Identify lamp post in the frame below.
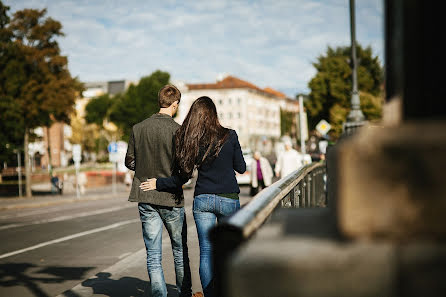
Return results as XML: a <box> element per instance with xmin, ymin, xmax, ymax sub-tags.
<box><xmin>344</xmin><ymin>0</ymin><xmax>365</xmax><ymax>134</ymax></box>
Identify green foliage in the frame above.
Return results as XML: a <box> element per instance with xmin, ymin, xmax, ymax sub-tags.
<box><xmin>108</xmin><ymin>70</ymin><xmax>170</xmax><ymax>140</ymax></box>
<box><xmin>280</xmin><ymin>109</ymin><xmax>294</xmax><ymax>137</ymax></box>
<box><xmin>85</xmin><ymin>94</ymin><xmax>113</xmax><ymax>126</ymax></box>
<box><xmin>0</xmin><ymin>4</ymin><xmax>82</xmax><ymax>134</ymax></box>
<box><xmin>305</xmin><ymin>45</ymin><xmax>383</xmax><ymax>138</ymax></box>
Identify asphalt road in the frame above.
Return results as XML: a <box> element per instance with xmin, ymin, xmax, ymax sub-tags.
<box><xmin>0</xmin><ymin>184</ymin><xmax>252</xmax><ymax>297</ymax></box>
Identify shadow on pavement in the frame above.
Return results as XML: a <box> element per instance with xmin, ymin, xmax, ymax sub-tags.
<box><xmin>64</xmin><ymin>272</ymin><xmax>177</xmax><ymax>297</ymax></box>
<box><xmin>0</xmin><ymin>263</ymin><xmax>94</xmax><ymax>297</ymax></box>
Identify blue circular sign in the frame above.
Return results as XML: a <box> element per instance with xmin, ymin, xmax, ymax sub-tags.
<box><xmin>108</xmin><ymin>142</ymin><xmax>118</xmax><ymax>153</ymax></box>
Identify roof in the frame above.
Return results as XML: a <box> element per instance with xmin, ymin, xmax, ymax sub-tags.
<box><xmin>186</xmin><ymin>75</ymin><xmax>288</xmax><ymax>99</ymax></box>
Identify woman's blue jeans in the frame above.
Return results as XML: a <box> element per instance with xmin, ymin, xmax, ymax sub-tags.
<box><xmin>193</xmin><ymin>194</ymin><xmax>240</xmax><ymax>297</ymax></box>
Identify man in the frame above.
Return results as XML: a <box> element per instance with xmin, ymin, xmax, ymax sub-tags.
<box><xmin>125</xmin><ymin>85</ymin><xmax>191</xmax><ymax>297</ymax></box>
<box><xmin>274</xmin><ymin>138</ymin><xmax>305</xmax><ymax>178</ymax></box>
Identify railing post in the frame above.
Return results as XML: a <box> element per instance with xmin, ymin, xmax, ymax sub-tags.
<box><xmin>297</xmin><ymin>187</ymin><xmax>301</xmax><ymax>208</ymax></box>
<box><xmin>290</xmin><ymin>188</ymin><xmax>296</xmax><ymax>207</ymax></box>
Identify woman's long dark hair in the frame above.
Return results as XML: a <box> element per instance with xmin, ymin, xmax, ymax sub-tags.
<box><xmin>175</xmin><ymin>96</ymin><xmax>230</xmax><ymax>175</ymax></box>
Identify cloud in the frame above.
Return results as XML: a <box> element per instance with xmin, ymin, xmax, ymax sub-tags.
<box><xmin>5</xmin><ymin>0</ymin><xmax>383</xmax><ymax>97</ymax></box>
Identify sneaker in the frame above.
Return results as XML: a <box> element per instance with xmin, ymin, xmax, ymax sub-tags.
<box><xmin>192</xmin><ymin>293</ymin><xmax>204</xmax><ymax>297</ymax></box>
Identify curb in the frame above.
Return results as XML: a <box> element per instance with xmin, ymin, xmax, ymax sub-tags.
<box><xmin>0</xmin><ymin>193</ymin><xmax>127</xmax><ymax>211</ymax></box>
<box><xmin>56</xmin><ymin>248</ymin><xmax>147</xmax><ymax>297</ymax></box>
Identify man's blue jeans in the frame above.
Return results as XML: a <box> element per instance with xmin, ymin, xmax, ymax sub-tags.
<box><xmin>138</xmin><ymin>203</ymin><xmax>191</xmax><ymax>297</ymax></box>
<box><xmin>193</xmin><ymin>194</ymin><xmax>240</xmax><ymax>297</ymax></box>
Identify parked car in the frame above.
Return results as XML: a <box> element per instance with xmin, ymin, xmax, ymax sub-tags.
<box><xmin>236</xmin><ymin>148</ymin><xmax>253</xmax><ymax>185</ymax></box>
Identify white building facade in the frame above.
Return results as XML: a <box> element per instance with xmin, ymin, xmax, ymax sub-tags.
<box><xmin>174</xmin><ymin>76</ymin><xmax>299</xmax><ymax>153</ymax></box>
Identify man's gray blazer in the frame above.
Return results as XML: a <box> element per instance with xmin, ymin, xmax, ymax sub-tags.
<box><xmin>125</xmin><ymin>113</ymin><xmax>184</xmax><ymax>207</ymax></box>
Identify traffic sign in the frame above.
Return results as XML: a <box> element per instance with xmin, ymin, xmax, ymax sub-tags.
<box><xmin>316</xmin><ymin>120</ymin><xmax>331</xmax><ymax>135</ymax></box>
<box><xmin>108</xmin><ymin>142</ymin><xmax>118</xmax><ymax>153</ymax></box>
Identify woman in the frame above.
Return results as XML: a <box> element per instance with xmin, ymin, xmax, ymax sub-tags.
<box><xmin>140</xmin><ymin>96</ymin><xmax>246</xmax><ymax>297</ymax></box>
<box><xmin>250</xmin><ymin>151</ymin><xmax>273</xmax><ymax>196</ymax></box>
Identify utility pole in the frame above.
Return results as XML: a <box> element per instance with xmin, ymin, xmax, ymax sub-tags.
<box><xmin>299</xmin><ymin>95</ymin><xmax>306</xmax><ymax>154</ymax></box>
<box><xmin>344</xmin><ymin>0</ymin><xmax>365</xmax><ymax>134</ymax></box>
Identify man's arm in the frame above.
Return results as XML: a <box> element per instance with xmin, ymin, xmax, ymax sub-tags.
<box><xmin>125</xmin><ymin>128</ymin><xmax>135</xmax><ymax>171</ymax></box>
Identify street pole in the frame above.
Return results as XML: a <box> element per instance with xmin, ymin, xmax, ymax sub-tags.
<box><xmin>299</xmin><ymin>95</ymin><xmax>306</xmax><ymax>154</ymax></box>
<box><xmin>345</xmin><ymin>0</ymin><xmax>365</xmax><ymax>132</ymax></box>
<box><xmin>112</xmin><ymin>161</ymin><xmax>117</xmax><ymax>194</ymax></box>
<box><xmin>75</xmin><ymin>161</ymin><xmax>80</xmax><ymax>199</ymax></box>
<box><xmin>17</xmin><ymin>151</ymin><xmax>22</xmax><ymax>198</ymax></box>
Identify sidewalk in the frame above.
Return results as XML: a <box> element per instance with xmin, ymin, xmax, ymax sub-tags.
<box><xmin>0</xmin><ymin>184</ymin><xmax>129</xmax><ymax>211</ymax></box>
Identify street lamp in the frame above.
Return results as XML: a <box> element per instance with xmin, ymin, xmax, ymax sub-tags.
<box><xmin>344</xmin><ymin>0</ymin><xmax>366</xmax><ymax>134</ymax></box>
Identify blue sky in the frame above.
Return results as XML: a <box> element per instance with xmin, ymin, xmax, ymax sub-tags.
<box><xmin>5</xmin><ymin>0</ymin><xmax>384</xmax><ymax>97</ymax></box>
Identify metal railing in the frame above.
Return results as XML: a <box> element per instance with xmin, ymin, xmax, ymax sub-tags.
<box><xmin>210</xmin><ymin>162</ymin><xmax>327</xmax><ymax>297</ymax></box>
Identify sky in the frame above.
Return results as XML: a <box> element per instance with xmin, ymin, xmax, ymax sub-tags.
<box><xmin>5</xmin><ymin>0</ymin><xmax>384</xmax><ymax>97</ymax></box>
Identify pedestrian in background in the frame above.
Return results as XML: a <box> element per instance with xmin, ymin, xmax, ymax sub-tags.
<box><xmin>274</xmin><ymin>139</ymin><xmax>304</xmax><ymax>179</ymax></box>
<box><xmin>140</xmin><ymin>96</ymin><xmax>246</xmax><ymax>297</ymax></box>
<box><xmin>250</xmin><ymin>151</ymin><xmax>273</xmax><ymax>196</ymax></box>
<box><xmin>50</xmin><ymin>172</ymin><xmax>62</xmax><ymax>195</ymax></box>
<box><xmin>125</xmin><ymin>85</ymin><xmax>192</xmax><ymax>297</ymax></box>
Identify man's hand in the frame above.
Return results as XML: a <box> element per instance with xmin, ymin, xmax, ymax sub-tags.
<box><xmin>139</xmin><ymin>178</ymin><xmax>157</xmax><ymax>191</ymax></box>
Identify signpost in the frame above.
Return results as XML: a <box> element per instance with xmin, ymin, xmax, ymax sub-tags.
<box><xmin>298</xmin><ymin>95</ymin><xmax>309</xmax><ymax>153</ymax></box>
<box><xmin>108</xmin><ymin>142</ymin><xmax>118</xmax><ymax>194</ymax></box>
<box><xmin>72</xmin><ymin>144</ymin><xmax>81</xmax><ymax>199</ymax></box>
<box><xmin>16</xmin><ymin>150</ymin><xmax>22</xmax><ymax>198</ymax></box>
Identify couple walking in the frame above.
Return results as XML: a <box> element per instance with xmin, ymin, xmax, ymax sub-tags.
<box><xmin>125</xmin><ymin>85</ymin><xmax>246</xmax><ymax>297</ymax></box>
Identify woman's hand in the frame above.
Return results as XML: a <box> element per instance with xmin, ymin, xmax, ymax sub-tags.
<box><xmin>139</xmin><ymin>178</ymin><xmax>157</xmax><ymax>191</ymax></box>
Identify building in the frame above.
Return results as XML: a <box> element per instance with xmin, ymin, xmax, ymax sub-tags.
<box><xmin>175</xmin><ymin>75</ymin><xmax>300</xmax><ymax>154</ymax></box>
<box><xmin>31</xmin><ymin>80</ymin><xmax>132</xmax><ymax>169</ymax></box>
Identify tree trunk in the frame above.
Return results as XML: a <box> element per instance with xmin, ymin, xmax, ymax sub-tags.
<box><xmin>24</xmin><ymin>128</ymin><xmax>32</xmax><ymax>198</ymax></box>
<box><xmin>46</xmin><ymin>126</ymin><xmax>52</xmax><ymax>175</ymax></box>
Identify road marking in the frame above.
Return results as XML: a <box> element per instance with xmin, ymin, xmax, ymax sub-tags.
<box><xmin>0</xmin><ymin>204</ymin><xmax>135</xmax><ymax>230</ymax></box>
<box><xmin>0</xmin><ymin>218</ymin><xmax>140</xmax><ymax>259</ymax></box>
<box><xmin>0</xmin><ymin>197</ymin><xmax>129</xmax><ymax>219</ymax></box>
<box><xmin>118</xmin><ymin>252</ymin><xmax>133</xmax><ymax>259</ymax></box>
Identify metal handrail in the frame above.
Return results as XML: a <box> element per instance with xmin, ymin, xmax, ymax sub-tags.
<box><xmin>211</xmin><ymin>161</ymin><xmax>327</xmax><ymax>297</ymax></box>
<box><xmin>227</xmin><ymin>161</ymin><xmax>326</xmax><ymax>239</ymax></box>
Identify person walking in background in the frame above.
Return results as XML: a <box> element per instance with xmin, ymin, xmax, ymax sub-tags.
<box><xmin>140</xmin><ymin>96</ymin><xmax>246</xmax><ymax>297</ymax></box>
<box><xmin>50</xmin><ymin>172</ymin><xmax>62</xmax><ymax>195</ymax></box>
<box><xmin>274</xmin><ymin>138</ymin><xmax>304</xmax><ymax>179</ymax></box>
<box><xmin>125</xmin><ymin>85</ymin><xmax>192</xmax><ymax>297</ymax></box>
<box><xmin>250</xmin><ymin>151</ymin><xmax>273</xmax><ymax>196</ymax></box>
<box><xmin>78</xmin><ymin>171</ymin><xmax>87</xmax><ymax>195</ymax></box>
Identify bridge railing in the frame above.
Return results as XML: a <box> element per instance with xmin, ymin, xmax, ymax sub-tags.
<box><xmin>210</xmin><ymin>162</ymin><xmax>327</xmax><ymax>297</ymax></box>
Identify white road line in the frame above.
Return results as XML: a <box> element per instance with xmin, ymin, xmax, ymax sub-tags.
<box><xmin>0</xmin><ymin>204</ymin><xmax>135</xmax><ymax>230</ymax></box>
<box><xmin>0</xmin><ymin>218</ymin><xmax>140</xmax><ymax>260</ymax></box>
<box><xmin>0</xmin><ymin>198</ymin><xmax>129</xmax><ymax>220</ymax></box>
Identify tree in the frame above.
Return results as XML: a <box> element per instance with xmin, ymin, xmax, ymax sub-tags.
<box><xmin>305</xmin><ymin>45</ymin><xmax>383</xmax><ymax>138</ymax></box>
<box><xmin>0</xmin><ymin>2</ymin><xmax>25</xmax><ymax>165</ymax></box>
<box><xmin>108</xmin><ymin>70</ymin><xmax>170</xmax><ymax>140</ymax></box>
<box><xmin>84</xmin><ymin>94</ymin><xmax>113</xmax><ymax>126</ymax></box>
<box><xmin>0</xmin><ymin>4</ymin><xmax>81</xmax><ymax>197</ymax></box>
<box><xmin>280</xmin><ymin>109</ymin><xmax>295</xmax><ymax>137</ymax></box>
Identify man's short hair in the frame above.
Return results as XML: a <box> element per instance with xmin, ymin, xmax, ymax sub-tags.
<box><xmin>158</xmin><ymin>85</ymin><xmax>181</xmax><ymax>108</ymax></box>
